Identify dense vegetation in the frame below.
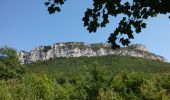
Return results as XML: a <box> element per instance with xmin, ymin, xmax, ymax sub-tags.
<box><xmin>0</xmin><ymin>46</ymin><xmax>24</xmax><ymax>80</ymax></box>
<box><xmin>1</xmin><ymin>47</ymin><xmax>170</xmax><ymax>99</ymax></box>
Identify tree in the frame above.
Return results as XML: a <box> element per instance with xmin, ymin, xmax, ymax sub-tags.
<box><xmin>0</xmin><ymin>46</ymin><xmax>24</xmax><ymax>79</ymax></box>
<box><xmin>0</xmin><ymin>46</ymin><xmax>19</xmax><ymax>66</ymax></box>
<box><xmin>44</xmin><ymin>0</ymin><xmax>170</xmax><ymax>49</ymax></box>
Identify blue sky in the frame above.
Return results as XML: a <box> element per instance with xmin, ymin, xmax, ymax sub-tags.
<box><xmin>0</xmin><ymin>0</ymin><xmax>170</xmax><ymax>61</ymax></box>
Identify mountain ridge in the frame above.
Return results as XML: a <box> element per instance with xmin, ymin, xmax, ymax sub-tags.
<box><xmin>17</xmin><ymin>42</ymin><xmax>167</xmax><ymax>64</ymax></box>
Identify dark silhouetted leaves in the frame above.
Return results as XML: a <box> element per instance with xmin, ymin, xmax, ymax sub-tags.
<box><xmin>45</xmin><ymin>0</ymin><xmax>67</xmax><ymax>14</ymax></box>
<box><xmin>45</xmin><ymin>0</ymin><xmax>170</xmax><ymax>49</ymax></box>
<box><xmin>141</xmin><ymin>23</ymin><xmax>146</xmax><ymax>28</ymax></box>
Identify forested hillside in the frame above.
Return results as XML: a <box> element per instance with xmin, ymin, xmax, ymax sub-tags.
<box><xmin>1</xmin><ymin>53</ymin><xmax>170</xmax><ymax>99</ymax></box>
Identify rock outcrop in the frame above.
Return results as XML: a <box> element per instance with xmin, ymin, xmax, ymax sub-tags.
<box><xmin>17</xmin><ymin>42</ymin><xmax>167</xmax><ymax>64</ymax></box>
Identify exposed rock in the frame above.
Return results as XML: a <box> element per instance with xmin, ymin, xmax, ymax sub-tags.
<box><xmin>129</xmin><ymin>44</ymin><xmax>148</xmax><ymax>51</ymax></box>
<box><xmin>17</xmin><ymin>51</ymin><xmax>31</xmax><ymax>64</ymax></box>
<box><xmin>17</xmin><ymin>42</ymin><xmax>167</xmax><ymax>64</ymax></box>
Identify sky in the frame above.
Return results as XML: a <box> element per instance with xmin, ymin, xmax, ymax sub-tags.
<box><xmin>0</xmin><ymin>0</ymin><xmax>170</xmax><ymax>61</ymax></box>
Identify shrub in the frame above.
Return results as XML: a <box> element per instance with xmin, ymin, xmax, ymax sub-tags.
<box><xmin>0</xmin><ymin>61</ymin><xmax>25</xmax><ymax>80</ymax></box>
<box><xmin>0</xmin><ymin>46</ymin><xmax>25</xmax><ymax>80</ymax></box>
<box><xmin>0</xmin><ymin>80</ymin><xmax>12</xmax><ymax>100</ymax></box>
<box><xmin>97</xmin><ymin>88</ymin><xmax>122</xmax><ymax>100</ymax></box>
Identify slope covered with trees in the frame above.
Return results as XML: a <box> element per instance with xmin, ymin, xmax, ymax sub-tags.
<box><xmin>1</xmin><ymin>48</ymin><xmax>170</xmax><ymax>99</ymax></box>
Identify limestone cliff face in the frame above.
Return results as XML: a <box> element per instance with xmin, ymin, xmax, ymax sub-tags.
<box><xmin>17</xmin><ymin>42</ymin><xmax>167</xmax><ymax>64</ymax></box>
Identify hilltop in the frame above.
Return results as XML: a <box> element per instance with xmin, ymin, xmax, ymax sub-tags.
<box><xmin>18</xmin><ymin>42</ymin><xmax>166</xmax><ymax>64</ymax></box>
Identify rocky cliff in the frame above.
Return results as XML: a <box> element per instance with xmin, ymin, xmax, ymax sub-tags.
<box><xmin>18</xmin><ymin>42</ymin><xmax>166</xmax><ymax>64</ymax></box>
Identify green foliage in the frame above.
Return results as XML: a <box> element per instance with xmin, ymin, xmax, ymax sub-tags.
<box><xmin>0</xmin><ymin>62</ymin><xmax>24</xmax><ymax>79</ymax></box>
<box><xmin>14</xmin><ymin>73</ymin><xmax>55</xmax><ymax>100</ymax></box>
<box><xmin>0</xmin><ymin>46</ymin><xmax>25</xmax><ymax>79</ymax></box>
<box><xmin>0</xmin><ymin>46</ymin><xmax>17</xmax><ymax>58</ymax></box>
<box><xmin>1</xmin><ymin>71</ymin><xmax>170</xmax><ymax>99</ymax></box>
<box><xmin>23</xmin><ymin>56</ymin><xmax>170</xmax><ymax>99</ymax></box>
<box><xmin>45</xmin><ymin>0</ymin><xmax>170</xmax><ymax>49</ymax></box>
<box><xmin>90</xmin><ymin>43</ymin><xmax>110</xmax><ymax>51</ymax></box>
<box><xmin>25</xmin><ymin>56</ymin><xmax>170</xmax><ymax>75</ymax></box>
<box><xmin>97</xmin><ymin>88</ymin><xmax>122</xmax><ymax>100</ymax></box>
<box><xmin>0</xmin><ymin>80</ymin><xmax>13</xmax><ymax>100</ymax></box>
<box><xmin>0</xmin><ymin>55</ymin><xmax>170</xmax><ymax>99</ymax></box>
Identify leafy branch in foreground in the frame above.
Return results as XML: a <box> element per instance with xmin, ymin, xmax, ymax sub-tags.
<box><xmin>45</xmin><ymin>0</ymin><xmax>170</xmax><ymax>49</ymax></box>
